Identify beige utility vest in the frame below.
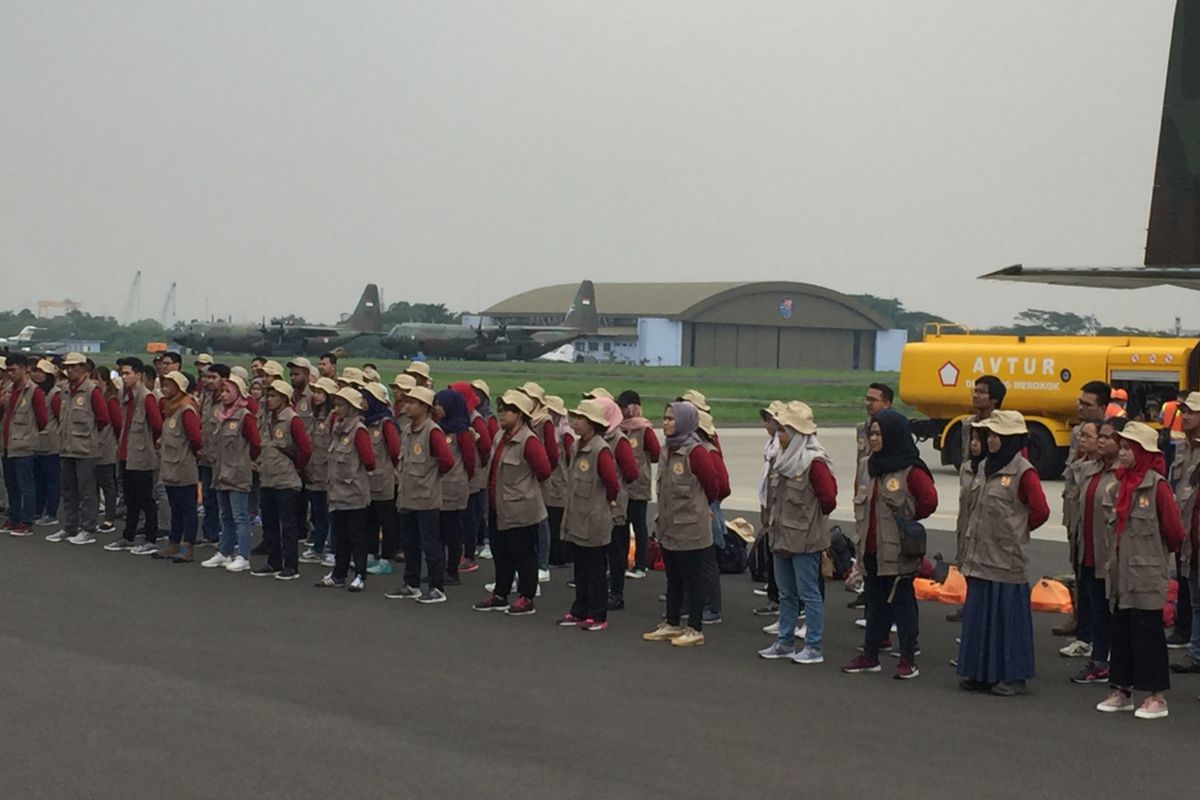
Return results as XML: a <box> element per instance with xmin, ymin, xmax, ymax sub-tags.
<box><xmin>293</xmin><ymin>387</ymin><xmax>315</xmax><ymax>435</ymax></box>
<box><xmin>327</xmin><ymin>415</ymin><xmax>371</xmax><ymax>511</ymax></box>
<box><xmin>213</xmin><ymin>407</ymin><xmax>253</xmax><ymax>492</ymax></box>
<box><xmin>96</xmin><ymin>400</ymin><xmax>118</xmax><ymax>467</ymax></box>
<box><xmin>961</xmin><ymin>454</ymin><xmax>1035</xmax><ymax>584</ymax></box>
<box><xmin>467</xmin><ymin>411</ymin><xmax>490</xmax><ymax>493</ymax></box>
<box><xmin>5</xmin><ymin>381</ymin><xmax>39</xmax><ymax>457</ymax></box>
<box><xmin>367</xmin><ymin>418</ymin><xmax>397</xmax><ymax>502</ymax></box>
<box><xmin>655</xmin><ymin>443</ymin><xmax>712</xmax><ymax>552</ymax></box>
<box><xmin>768</xmin><ymin>462</ymin><xmax>831</xmax><ymax>556</ymax></box>
<box><xmin>1172</xmin><ymin>440</ymin><xmax>1200</xmax><ymax>566</ymax></box>
<box><xmin>59</xmin><ymin>378</ymin><xmax>100</xmax><ymax>459</ymax></box>
<box><xmin>36</xmin><ymin>385</ymin><xmax>61</xmax><ymax>455</ymax></box>
<box><xmin>1107</xmin><ymin>472</ymin><xmax>1172</xmax><ymax>611</ymax></box>
<box><xmin>543</xmin><ymin>429</ymin><xmax>569</xmax><ymax>509</ymax></box>
<box><xmin>398</xmin><ymin>416</ymin><xmax>443</xmax><ymax>511</ymax></box>
<box><xmin>260</xmin><ymin>407</ymin><xmax>303</xmax><ymax>490</ymax></box>
<box><xmin>855</xmin><ymin>466</ymin><xmax>920</xmax><ymax>577</ymax></box>
<box><xmin>1064</xmin><ymin>458</ymin><xmax>1102</xmax><ymax>564</ymax></box>
<box><xmin>306</xmin><ymin>412</ymin><xmax>332</xmax><ymax>492</ymax></box>
<box><xmin>440</xmin><ymin>430</ymin><xmax>469</xmax><ymax>512</ymax></box>
<box><xmin>562</xmin><ymin>433</ymin><xmax>614</xmax><ymax>548</ymax></box>
<box><xmin>626</xmin><ymin>427</ymin><xmax>655</xmax><ymax>501</ymax></box>
<box><xmin>603</xmin><ymin>429</ymin><xmax>630</xmax><ymax>527</ymax></box>
<box><xmin>1078</xmin><ymin>464</ymin><xmax>1119</xmax><ymax>572</ymax></box>
<box><xmin>123</xmin><ymin>385</ymin><xmax>158</xmax><ymax>471</ymax></box>
<box><xmin>953</xmin><ymin>462</ymin><xmax>982</xmax><ymax>565</ymax></box>
<box><xmin>199</xmin><ymin>390</ymin><xmax>220</xmax><ymax>467</ymax></box>
<box><xmin>160</xmin><ymin>404</ymin><xmax>200</xmax><ymax>487</ymax></box>
<box><xmin>494</xmin><ymin>425</ymin><xmax>547</xmax><ymax>530</ymax></box>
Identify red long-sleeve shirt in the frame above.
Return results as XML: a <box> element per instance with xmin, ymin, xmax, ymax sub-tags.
<box><xmin>181</xmin><ymin>406</ymin><xmax>203</xmax><ymax>453</ymax></box>
<box><xmin>865</xmin><ymin>468</ymin><xmax>938</xmax><ymax>555</ymax></box>
<box><xmin>597</xmin><ymin>447</ymin><xmax>621</xmax><ymax>502</ymax></box>
<box><xmin>355</xmin><ymin>427</ymin><xmax>376</xmax><ymax>471</ymax></box>
<box><xmin>242</xmin><ymin>413</ymin><xmax>261</xmax><ymax>461</ymax></box>
<box><xmin>1017</xmin><ymin>468</ymin><xmax>1050</xmax><ymax>532</ymax></box>
<box><xmin>561</xmin><ymin>432</ymin><xmax>574</xmax><ymax>463</ymax></box>
<box><xmin>643</xmin><ymin>428</ymin><xmax>661</xmax><ymax>463</ymax></box>
<box><xmin>426</xmin><ymin>424</ymin><xmax>455</xmax><ymax>475</ymax></box>
<box><xmin>487</xmin><ymin>431</ymin><xmax>552</xmax><ymax>509</ymax></box>
<box><xmin>487</xmin><ymin>416</ymin><xmax>498</xmax><ymax>438</ymax></box>
<box><xmin>613</xmin><ymin>437</ymin><xmax>639</xmax><ymax>484</ymax></box>
<box><xmin>382</xmin><ymin>419</ymin><xmax>401</xmax><ymax>466</ymax></box>
<box><xmin>707</xmin><ymin>447</ymin><xmax>732</xmax><ymax>501</ymax></box>
<box><xmin>809</xmin><ymin>460</ymin><xmax>838</xmax><ymax>515</ymax></box>
<box><xmin>281</xmin><ymin>414</ymin><xmax>312</xmax><ymax>472</ymax></box>
<box><xmin>2</xmin><ymin>383</ymin><xmax>47</xmax><ymax>449</ymax></box>
<box><xmin>119</xmin><ymin>390</ymin><xmax>163</xmax><ymax>461</ymax></box>
<box><xmin>106</xmin><ymin>398</ymin><xmax>121</xmax><ymax>435</ymax></box>
<box><xmin>540</xmin><ymin>419</ymin><xmax>559</xmax><ymax>470</ymax></box>
<box><xmin>471</xmin><ymin>415</ymin><xmax>492</xmax><ymax>467</ymax></box>
<box><xmin>679</xmin><ymin>445</ymin><xmax>721</xmax><ymax>504</ymax></box>
<box><xmin>456</xmin><ymin>430</ymin><xmax>476</xmax><ymax>479</ymax></box>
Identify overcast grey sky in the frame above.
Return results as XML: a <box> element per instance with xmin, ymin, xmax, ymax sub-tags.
<box><xmin>1</xmin><ymin>1</ymin><xmax>1188</xmax><ymax>330</ymax></box>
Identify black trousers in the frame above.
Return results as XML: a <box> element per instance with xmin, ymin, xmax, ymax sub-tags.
<box><xmin>440</xmin><ymin>508</ymin><xmax>465</xmax><ymax>579</ymax></box>
<box><xmin>570</xmin><ymin>544</ymin><xmax>608</xmax><ymax>622</ymax></box>
<box><xmin>261</xmin><ymin>487</ymin><xmax>300</xmax><ymax>571</ymax></box>
<box><xmin>607</xmin><ymin>522</ymin><xmax>628</xmax><ymax>598</ymax></box>
<box><xmin>703</xmin><ymin>543</ymin><xmax>722</xmax><ymax>615</ymax></box>
<box><xmin>1175</xmin><ymin>552</ymin><xmax>1192</xmax><ymax>640</ymax></box>
<box><xmin>863</xmin><ymin>553</ymin><xmax>918</xmax><ymax>662</ymax></box>
<box><xmin>547</xmin><ymin>505</ymin><xmax>569</xmax><ymax>566</ymax></box>
<box><xmin>331</xmin><ymin>508</ymin><xmax>369</xmax><ymax>582</ymax></box>
<box><xmin>627</xmin><ymin>499</ymin><xmax>650</xmax><ymax>570</ymax></box>
<box><xmin>370</xmin><ymin>497</ymin><xmax>401</xmax><ymax>560</ymax></box>
<box><xmin>401</xmin><ymin>508</ymin><xmax>443</xmax><ymax>590</ymax></box>
<box><xmin>664</xmin><ymin>548</ymin><xmax>707</xmax><ymax>631</ymax></box>
<box><xmin>1110</xmin><ymin>607</ymin><xmax>1170</xmax><ymax>693</ymax></box>
<box><xmin>121</xmin><ymin>467</ymin><xmax>157</xmax><ymax>542</ymax></box>
<box><xmin>95</xmin><ymin>463</ymin><xmax>117</xmax><ymax>525</ymax></box>
<box><xmin>1074</xmin><ymin>561</ymin><xmax>1094</xmax><ymax>644</ymax></box>
<box><xmin>491</xmin><ymin>516</ymin><xmax>539</xmax><ymax>600</ymax></box>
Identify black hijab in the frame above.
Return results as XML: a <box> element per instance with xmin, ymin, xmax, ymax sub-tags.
<box><xmin>983</xmin><ymin>431</ymin><xmax>1028</xmax><ymax>477</ymax></box>
<box><xmin>867</xmin><ymin>409</ymin><xmax>930</xmax><ymax>478</ymax></box>
<box><xmin>968</xmin><ymin>427</ymin><xmax>988</xmax><ymax>471</ymax></box>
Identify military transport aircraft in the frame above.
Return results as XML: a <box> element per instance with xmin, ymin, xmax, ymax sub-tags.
<box><xmin>173</xmin><ymin>284</ymin><xmax>382</xmax><ymax>355</ymax></box>
<box><xmin>381</xmin><ymin>280</ymin><xmax>598</xmax><ymax>361</ymax></box>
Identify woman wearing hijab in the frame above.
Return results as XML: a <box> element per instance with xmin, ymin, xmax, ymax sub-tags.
<box><xmin>617</xmin><ymin>390</ymin><xmax>660</xmax><ymax>579</ymax></box>
<box><xmin>757</xmin><ymin>403</ymin><xmax>837</xmax><ymax>665</ymax></box>
<box><xmin>201</xmin><ymin>375</ymin><xmax>261</xmax><ymax>573</ymax></box>
<box><xmin>433</xmin><ymin>387</ymin><xmax>476</xmax><ymax>587</ymax></box>
<box><xmin>842</xmin><ymin>409</ymin><xmax>937</xmax><ymax>679</ymax></box>
<box><xmin>596</xmin><ymin>396</ymin><xmax>640</xmax><ymax>611</ymax></box>
<box><xmin>955</xmin><ymin>410</ymin><xmax>1050</xmax><ymax>696</ymax></box>
<box><xmin>362</xmin><ymin>384</ymin><xmax>402</xmax><ymax>576</ymax></box>
<box><xmin>643</xmin><ymin>402</ymin><xmax>721</xmax><ymax>647</ymax></box>
<box><xmin>1096</xmin><ymin>422</ymin><xmax>1183</xmax><ymax>719</ymax></box>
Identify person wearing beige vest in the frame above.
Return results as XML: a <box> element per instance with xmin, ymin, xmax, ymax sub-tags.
<box><xmin>300</xmin><ymin>378</ymin><xmax>337</xmax><ymax>567</ymax></box>
<box><xmin>596</xmin><ymin>397</ymin><xmax>640</xmax><ymax>611</ymax></box>
<box><xmin>1170</xmin><ymin>394</ymin><xmax>1200</xmax><ymax>675</ymax></box>
<box><xmin>1094</xmin><ymin>422</ymin><xmax>1184</xmax><ymax>720</ymax></box>
<box><xmin>1058</xmin><ymin>420</ymin><xmax>1104</xmax><ymax>661</ymax></box>
<box><xmin>955</xmin><ymin>411</ymin><xmax>1050</xmax><ymax>698</ymax></box>
<box><xmin>517</xmin><ymin>382</ymin><xmax>559</xmax><ymax>583</ymax></box>
<box><xmin>47</xmin><ymin>353</ymin><xmax>111</xmax><ymax>545</ymax></box>
<box><xmin>557</xmin><ymin>400</ymin><xmax>621</xmax><ymax>631</ymax></box>
<box><xmin>196</xmin><ymin>364</ymin><xmax>226</xmax><ymax>546</ymax></box>
<box><xmin>288</xmin><ymin>357</ymin><xmax>317</xmax><ymax>549</ymax></box>
<box><xmin>842</xmin><ymin>409</ymin><xmax>938</xmax><ymax>679</ymax></box>
<box><xmin>1</xmin><ymin>353</ymin><xmax>48</xmax><ymax>535</ymax></box>
<box><xmin>360</xmin><ymin>382</ymin><xmax>401</xmax><ymax>577</ymax></box>
<box><xmin>105</xmin><ymin>357</ymin><xmax>163</xmax><ymax>555</ymax></box>
<box><xmin>616</xmin><ymin>390</ymin><xmax>660</xmax><ymax>579</ymax></box>
<box><xmin>757</xmin><ymin>403</ymin><xmax>837</xmax><ymax>665</ymax></box>
<box><xmin>250</xmin><ymin>381</ymin><xmax>312</xmax><ymax>581</ymax></box>
<box><xmin>643</xmin><ymin>402</ymin><xmax>721</xmax><ymax>648</ymax></box>
<box><xmin>472</xmin><ymin>390</ymin><xmax>552</xmax><ymax>615</ymax></box>
<box><xmin>92</xmin><ymin>368</ymin><xmax>120</xmax><ymax>536</ymax></box>
<box><xmin>200</xmin><ymin>375</ymin><xmax>261</xmax><ymax>573</ymax></box>
<box><xmin>31</xmin><ymin>359</ymin><xmax>62</xmax><ymax>527</ymax></box>
<box><xmin>154</xmin><ymin>371</ymin><xmax>203</xmax><ymax>562</ymax></box>
<box><xmin>541</xmin><ymin>394</ymin><xmax>572</xmax><ymax>568</ymax></box>
<box><xmin>432</xmin><ymin>387</ymin><xmax>476</xmax><ymax>588</ymax></box>
<box><xmin>315</xmin><ymin>387</ymin><xmax>377</xmax><ymax>592</ymax></box>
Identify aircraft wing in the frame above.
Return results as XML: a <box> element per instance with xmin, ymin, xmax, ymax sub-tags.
<box><xmin>980</xmin><ymin>263</ymin><xmax>1200</xmax><ymax>290</ymax></box>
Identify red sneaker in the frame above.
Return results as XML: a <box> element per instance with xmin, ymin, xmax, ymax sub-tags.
<box><xmin>841</xmin><ymin>654</ymin><xmax>882</xmax><ymax>674</ymax></box>
<box><xmin>581</xmin><ymin>620</ymin><xmax>608</xmax><ymax>632</ymax></box>
<box><xmin>459</xmin><ymin>559</ymin><xmax>480</xmax><ymax>574</ymax></box>
<box><xmin>894</xmin><ymin>659</ymin><xmax>920</xmax><ymax>680</ymax></box>
<box><xmin>557</xmin><ymin>613</ymin><xmax>583</xmax><ymax>627</ymax></box>
<box><xmin>506</xmin><ymin>596</ymin><xmax>536</xmax><ymax>616</ymax></box>
<box><xmin>472</xmin><ymin>595</ymin><xmax>509</xmax><ymax>612</ymax></box>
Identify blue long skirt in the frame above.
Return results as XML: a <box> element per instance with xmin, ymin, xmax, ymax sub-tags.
<box><xmin>956</xmin><ymin>577</ymin><xmax>1035</xmax><ymax>684</ymax></box>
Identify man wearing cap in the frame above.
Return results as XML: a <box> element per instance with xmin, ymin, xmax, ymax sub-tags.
<box><xmin>250</xmin><ymin>381</ymin><xmax>312</xmax><ymax>580</ymax></box>
<box><xmin>103</xmin><ymin>357</ymin><xmax>163</xmax><ymax>554</ymax></box>
<box><xmin>46</xmin><ymin>353</ymin><xmax>111</xmax><ymax>545</ymax></box>
<box><xmin>1</xmin><ymin>354</ymin><xmax>49</xmax><ymax>536</ymax></box>
<box><xmin>155</xmin><ymin>370</ymin><xmax>204</xmax><ymax>561</ymax></box>
<box><xmin>31</xmin><ymin>359</ymin><xmax>62</xmax><ymax>526</ymax></box>
<box><xmin>388</xmin><ymin>386</ymin><xmax>454</xmax><ymax>602</ymax></box>
<box><xmin>403</xmin><ymin>361</ymin><xmax>432</xmax><ymax>389</ymax></box>
<box><xmin>315</xmin><ymin>386</ymin><xmax>376</xmax><ymax>591</ymax></box>
<box><xmin>196</xmin><ymin>364</ymin><xmax>228</xmax><ymax>547</ymax></box>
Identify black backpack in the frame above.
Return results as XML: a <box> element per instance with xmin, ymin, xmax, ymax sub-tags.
<box><xmin>716</xmin><ymin>535</ymin><xmax>748</xmax><ymax>574</ymax></box>
<box><xmin>748</xmin><ymin>533</ymin><xmax>772</xmax><ymax>583</ymax></box>
<box><xmin>828</xmin><ymin>525</ymin><xmax>856</xmax><ymax>580</ymax></box>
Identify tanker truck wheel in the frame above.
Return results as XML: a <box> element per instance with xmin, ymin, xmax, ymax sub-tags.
<box><xmin>1027</xmin><ymin>423</ymin><xmax>1067</xmax><ymax>480</ymax></box>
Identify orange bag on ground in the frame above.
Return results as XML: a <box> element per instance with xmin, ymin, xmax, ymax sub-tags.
<box><xmin>913</xmin><ymin>578</ymin><xmax>940</xmax><ymax>601</ymax></box>
<box><xmin>936</xmin><ymin>566</ymin><xmax>967</xmax><ymax>605</ymax></box>
<box><xmin>1030</xmin><ymin>578</ymin><xmax>1073</xmax><ymax>613</ymax></box>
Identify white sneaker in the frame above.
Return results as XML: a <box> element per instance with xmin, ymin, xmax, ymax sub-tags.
<box><xmin>299</xmin><ymin>549</ymin><xmax>323</xmax><ymax>564</ymax></box>
<box><xmin>45</xmin><ymin>530</ymin><xmax>69</xmax><ymax>543</ymax></box>
<box><xmin>67</xmin><ymin>531</ymin><xmax>96</xmax><ymax>546</ymax></box>
<box><xmin>1059</xmin><ymin>639</ymin><xmax>1093</xmax><ymax>659</ymax></box>
<box><xmin>625</xmin><ymin>568</ymin><xmax>647</xmax><ymax>579</ymax></box>
<box><xmin>797</xmin><ymin>624</ymin><xmax>807</xmax><ymax>640</ymax></box>
<box><xmin>224</xmin><ymin>556</ymin><xmax>251</xmax><ymax>572</ymax></box>
<box><xmin>130</xmin><ymin>543</ymin><xmax>158</xmax><ymax>556</ymax></box>
<box><xmin>478</xmin><ymin>544</ymin><xmax>493</xmax><ymax>560</ymax></box>
<box><xmin>762</xmin><ymin>621</ymin><xmax>780</xmax><ymax>635</ymax></box>
<box><xmin>202</xmin><ymin>552</ymin><xmax>232</xmax><ymax>569</ymax></box>
<box><xmin>322</xmin><ymin>554</ymin><xmax>336</xmax><ymax>568</ymax></box>
<box><xmin>854</xmin><ymin>618</ymin><xmax>897</xmax><ymax>632</ymax></box>
<box><xmin>538</xmin><ymin>569</ymin><xmax>551</xmax><ymax>583</ymax></box>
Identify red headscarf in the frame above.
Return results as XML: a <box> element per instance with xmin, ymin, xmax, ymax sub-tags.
<box><xmin>1113</xmin><ymin>440</ymin><xmax>1166</xmax><ymax>540</ymax></box>
<box><xmin>451</xmin><ymin>381</ymin><xmax>479</xmax><ymax>414</ymax></box>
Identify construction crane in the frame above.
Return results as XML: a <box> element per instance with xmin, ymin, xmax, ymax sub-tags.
<box><xmin>121</xmin><ymin>270</ymin><xmax>142</xmax><ymax>324</ymax></box>
<box><xmin>159</xmin><ymin>282</ymin><xmax>177</xmax><ymax>328</ymax></box>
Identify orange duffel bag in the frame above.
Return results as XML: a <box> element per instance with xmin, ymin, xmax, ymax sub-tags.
<box><xmin>913</xmin><ymin>577</ymin><xmax>941</xmax><ymax>601</ymax></box>
<box><xmin>1030</xmin><ymin>578</ymin><xmax>1073</xmax><ymax>613</ymax></box>
<box><xmin>936</xmin><ymin>566</ymin><xmax>967</xmax><ymax>605</ymax></box>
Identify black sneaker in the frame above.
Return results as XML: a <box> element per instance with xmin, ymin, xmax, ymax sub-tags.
<box><xmin>1071</xmin><ymin>663</ymin><xmax>1109</xmax><ymax>684</ymax></box>
<box><xmin>847</xmin><ymin>594</ymin><xmax>866</xmax><ymax>609</ymax></box>
<box><xmin>1166</xmin><ymin>631</ymin><xmax>1190</xmax><ymax>650</ymax></box>
<box><xmin>250</xmin><ymin>564</ymin><xmax>281</xmax><ymax>577</ymax></box>
<box><xmin>275</xmin><ymin>568</ymin><xmax>300</xmax><ymax>581</ymax></box>
<box><xmin>753</xmin><ymin>602</ymin><xmax>780</xmax><ymax>617</ymax></box>
<box><xmin>607</xmin><ymin>595</ymin><xmax>625</xmax><ymax>611</ymax></box>
<box><xmin>1170</xmin><ymin>654</ymin><xmax>1200</xmax><ymax>673</ymax></box>
<box><xmin>444</xmin><ymin>575</ymin><xmax>462</xmax><ymax>586</ymax></box>
<box><xmin>251</xmin><ymin>541</ymin><xmax>269</xmax><ymax>556</ymax></box>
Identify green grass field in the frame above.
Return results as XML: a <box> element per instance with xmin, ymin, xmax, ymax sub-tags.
<box><xmin>113</xmin><ymin>353</ymin><xmax>906</xmax><ymax>425</ymax></box>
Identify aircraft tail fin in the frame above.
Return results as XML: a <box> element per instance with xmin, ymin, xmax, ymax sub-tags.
<box><xmin>561</xmin><ymin>280</ymin><xmax>598</xmax><ymax>333</ymax></box>
<box><xmin>348</xmin><ymin>284</ymin><xmax>382</xmax><ymax>333</ymax></box>
<box><xmin>1145</xmin><ymin>0</ymin><xmax>1200</xmax><ymax>266</ymax></box>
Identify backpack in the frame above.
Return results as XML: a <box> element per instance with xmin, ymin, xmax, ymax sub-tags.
<box><xmin>716</xmin><ymin>535</ymin><xmax>748</xmax><ymax>574</ymax></box>
<box><xmin>827</xmin><ymin>525</ymin><xmax>856</xmax><ymax>581</ymax></box>
<box><xmin>748</xmin><ymin>532</ymin><xmax>772</xmax><ymax>583</ymax></box>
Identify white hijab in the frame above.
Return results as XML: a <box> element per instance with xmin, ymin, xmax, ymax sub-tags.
<box><xmin>774</xmin><ymin>429</ymin><xmax>832</xmax><ymax>479</ymax></box>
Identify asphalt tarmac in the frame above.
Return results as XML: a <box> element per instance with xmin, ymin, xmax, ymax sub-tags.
<box><xmin>2</xmin><ymin>523</ymin><xmax>1196</xmax><ymax>799</ymax></box>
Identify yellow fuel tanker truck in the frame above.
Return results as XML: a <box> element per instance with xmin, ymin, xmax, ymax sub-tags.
<box><xmin>900</xmin><ymin>325</ymin><xmax>1198</xmax><ymax>478</ymax></box>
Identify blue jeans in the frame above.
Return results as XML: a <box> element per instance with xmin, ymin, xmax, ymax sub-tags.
<box><xmin>198</xmin><ymin>465</ymin><xmax>220</xmax><ymax>542</ymax></box>
<box><xmin>166</xmin><ymin>484</ymin><xmax>198</xmax><ymax>545</ymax></box>
<box><xmin>217</xmin><ymin>490</ymin><xmax>251</xmax><ymax>558</ymax></box>
<box><xmin>3</xmin><ymin>455</ymin><xmax>36</xmax><ymax>526</ymax></box>
<box><xmin>774</xmin><ymin>551</ymin><xmax>824</xmax><ymax>650</ymax></box>
<box><xmin>307</xmin><ymin>490</ymin><xmax>332</xmax><ymax>553</ymax></box>
<box><xmin>33</xmin><ymin>452</ymin><xmax>59</xmax><ymax>518</ymax></box>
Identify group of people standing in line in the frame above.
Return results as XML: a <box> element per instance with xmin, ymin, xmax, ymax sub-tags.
<box><xmin>0</xmin><ymin>350</ymin><xmax>1192</xmax><ymax>717</ymax></box>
